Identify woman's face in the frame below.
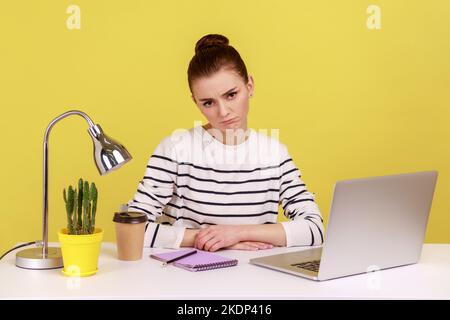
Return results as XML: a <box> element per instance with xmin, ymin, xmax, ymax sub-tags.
<box><xmin>191</xmin><ymin>68</ymin><xmax>254</xmax><ymax>134</ymax></box>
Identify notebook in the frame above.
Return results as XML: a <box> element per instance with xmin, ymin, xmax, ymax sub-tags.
<box><xmin>150</xmin><ymin>249</ymin><xmax>238</xmax><ymax>272</ymax></box>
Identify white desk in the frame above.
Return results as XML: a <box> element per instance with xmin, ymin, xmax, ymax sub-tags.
<box><xmin>1</xmin><ymin>243</ymin><xmax>449</xmax><ymax>299</ymax></box>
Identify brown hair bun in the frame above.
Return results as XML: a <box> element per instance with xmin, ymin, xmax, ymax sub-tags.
<box><xmin>195</xmin><ymin>34</ymin><xmax>229</xmax><ymax>54</ymax></box>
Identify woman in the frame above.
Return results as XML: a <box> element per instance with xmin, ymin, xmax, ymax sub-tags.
<box><xmin>125</xmin><ymin>34</ymin><xmax>324</xmax><ymax>252</ymax></box>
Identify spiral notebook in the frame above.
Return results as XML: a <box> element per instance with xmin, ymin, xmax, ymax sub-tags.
<box><xmin>150</xmin><ymin>249</ymin><xmax>238</xmax><ymax>272</ymax></box>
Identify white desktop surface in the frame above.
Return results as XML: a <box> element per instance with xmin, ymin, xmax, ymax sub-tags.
<box><xmin>1</xmin><ymin>243</ymin><xmax>449</xmax><ymax>300</ymax></box>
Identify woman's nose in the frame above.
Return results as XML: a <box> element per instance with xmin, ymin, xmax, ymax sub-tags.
<box><xmin>217</xmin><ymin>101</ymin><xmax>231</xmax><ymax>117</ymax></box>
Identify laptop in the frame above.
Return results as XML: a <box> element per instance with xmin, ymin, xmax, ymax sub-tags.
<box><xmin>250</xmin><ymin>171</ymin><xmax>438</xmax><ymax>281</ymax></box>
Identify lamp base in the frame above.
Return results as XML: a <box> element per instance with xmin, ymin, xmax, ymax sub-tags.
<box><xmin>15</xmin><ymin>247</ymin><xmax>63</xmax><ymax>270</ymax></box>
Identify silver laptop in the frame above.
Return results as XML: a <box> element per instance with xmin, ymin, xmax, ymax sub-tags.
<box><xmin>250</xmin><ymin>171</ymin><xmax>438</xmax><ymax>281</ymax></box>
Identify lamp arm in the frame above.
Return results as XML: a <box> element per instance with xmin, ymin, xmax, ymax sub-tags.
<box><xmin>42</xmin><ymin>110</ymin><xmax>96</xmax><ymax>256</ymax></box>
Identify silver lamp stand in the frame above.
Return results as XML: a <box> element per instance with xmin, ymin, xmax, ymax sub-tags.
<box><xmin>15</xmin><ymin>110</ymin><xmax>132</xmax><ymax>269</ymax></box>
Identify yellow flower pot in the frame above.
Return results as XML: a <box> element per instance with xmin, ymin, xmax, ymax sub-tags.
<box><xmin>58</xmin><ymin>228</ymin><xmax>104</xmax><ymax>277</ymax></box>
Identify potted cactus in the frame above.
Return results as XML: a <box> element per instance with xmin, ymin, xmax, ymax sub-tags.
<box><xmin>58</xmin><ymin>178</ymin><xmax>104</xmax><ymax>277</ymax></box>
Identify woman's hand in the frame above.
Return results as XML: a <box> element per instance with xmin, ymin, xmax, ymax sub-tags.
<box><xmin>194</xmin><ymin>225</ymin><xmax>275</xmax><ymax>251</ymax></box>
<box><xmin>194</xmin><ymin>225</ymin><xmax>245</xmax><ymax>251</ymax></box>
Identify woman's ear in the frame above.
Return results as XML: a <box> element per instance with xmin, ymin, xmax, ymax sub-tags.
<box><xmin>247</xmin><ymin>75</ymin><xmax>254</xmax><ymax>97</ymax></box>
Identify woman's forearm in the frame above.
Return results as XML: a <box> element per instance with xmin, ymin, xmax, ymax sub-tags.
<box><xmin>239</xmin><ymin>224</ymin><xmax>287</xmax><ymax>247</ymax></box>
<box><xmin>180</xmin><ymin>228</ymin><xmax>200</xmax><ymax>247</ymax></box>
<box><xmin>181</xmin><ymin>224</ymin><xmax>287</xmax><ymax>248</ymax></box>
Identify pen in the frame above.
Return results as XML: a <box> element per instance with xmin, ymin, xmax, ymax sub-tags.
<box><xmin>162</xmin><ymin>249</ymin><xmax>197</xmax><ymax>267</ymax></box>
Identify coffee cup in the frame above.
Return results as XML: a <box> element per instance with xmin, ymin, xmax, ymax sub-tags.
<box><xmin>113</xmin><ymin>212</ymin><xmax>147</xmax><ymax>261</ymax></box>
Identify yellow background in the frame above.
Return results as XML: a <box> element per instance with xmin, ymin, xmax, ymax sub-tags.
<box><xmin>1</xmin><ymin>0</ymin><xmax>449</xmax><ymax>255</ymax></box>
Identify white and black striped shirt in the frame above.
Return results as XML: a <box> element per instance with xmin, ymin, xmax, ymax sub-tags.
<box><xmin>125</xmin><ymin>124</ymin><xmax>324</xmax><ymax>248</ymax></box>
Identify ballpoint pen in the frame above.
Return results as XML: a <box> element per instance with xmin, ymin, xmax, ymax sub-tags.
<box><xmin>162</xmin><ymin>249</ymin><xmax>198</xmax><ymax>267</ymax></box>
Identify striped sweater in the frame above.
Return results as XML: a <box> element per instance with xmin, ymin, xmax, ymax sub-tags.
<box><xmin>124</xmin><ymin>124</ymin><xmax>324</xmax><ymax>249</ymax></box>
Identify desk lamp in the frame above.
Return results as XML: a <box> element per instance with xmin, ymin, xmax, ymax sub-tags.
<box><xmin>15</xmin><ymin>110</ymin><xmax>132</xmax><ymax>269</ymax></box>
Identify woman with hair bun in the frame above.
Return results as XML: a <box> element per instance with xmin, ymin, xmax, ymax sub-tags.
<box><xmin>125</xmin><ymin>34</ymin><xmax>324</xmax><ymax>252</ymax></box>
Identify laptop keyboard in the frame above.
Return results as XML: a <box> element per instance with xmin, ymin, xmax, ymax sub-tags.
<box><xmin>291</xmin><ymin>260</ymin><xmax>321</xmax><ymax>272</ymax></box>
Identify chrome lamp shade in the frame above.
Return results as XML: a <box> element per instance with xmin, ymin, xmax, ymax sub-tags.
<box><xmin>15</xmin><ymin>110</ymin><xmax>131</xmax><ymax>270</ymax></box>
<box><xmin>89</xmin><ymin>124</ymin><xmax>132</xmax><ymax>175</ymax></box>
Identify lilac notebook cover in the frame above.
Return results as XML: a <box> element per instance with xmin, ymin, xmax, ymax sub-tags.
<box><xmin>150</xmin><ymin>249</ymin><xmax>238</xmax><ymax>272</ymax></box>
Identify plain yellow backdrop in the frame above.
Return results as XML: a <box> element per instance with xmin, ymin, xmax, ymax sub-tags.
<box><xmin>1</xmin><ymin>1</ymin><xmax>449</xmax><ymax>256</ymax></box>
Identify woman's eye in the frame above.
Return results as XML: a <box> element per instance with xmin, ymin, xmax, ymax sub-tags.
<box><xmin>202</xmin><ymin>92</ymin><xmax>236</xmax><ymax>107</ymax></box>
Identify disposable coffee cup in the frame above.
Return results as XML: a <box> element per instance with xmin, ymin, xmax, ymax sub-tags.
<box><xmin>113</xmin><ymin>212</ymin><xmax>147</xmax><ymax>261</ymax></box>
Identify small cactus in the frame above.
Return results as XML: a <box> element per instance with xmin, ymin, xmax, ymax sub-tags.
<box><xmin>63</xmin><ymin>186</ymin><xmax>75</xmax><ymax>234</ymax></box>
<box><xmin>73</xmin><ymin>188</ymin><xmax>78</xmax><ymax>234</ymax></box>
<box><xmin>83</xmin><ymin>181</ymin><xmax>89</xmax><ymax>234</ymax></box>
<box><xmin>77</xmin><ymin>178</ymin><xmax>83</xmax><ymax>234</ymax></box>
<box><xmin>90</xmin><ymin>183</ymin><xmax>98</xmax><ymax>234</ymax></box>
<box><xmin>63</xmin><ymin>178</ymin><xmax>99</xmax><ymax>235</ymax></box>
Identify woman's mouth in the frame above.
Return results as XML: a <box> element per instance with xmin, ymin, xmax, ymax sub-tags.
<box><xmin>221</xmin><ymin>117</ymin><xmax>238</xmax><ymax>125</ymax></box>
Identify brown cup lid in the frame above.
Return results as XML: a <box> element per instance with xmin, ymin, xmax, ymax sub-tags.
<box><xmin>113</xmin><ymin>212</ymin><xmax>147</xmax><ymax>224</ymax></box>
